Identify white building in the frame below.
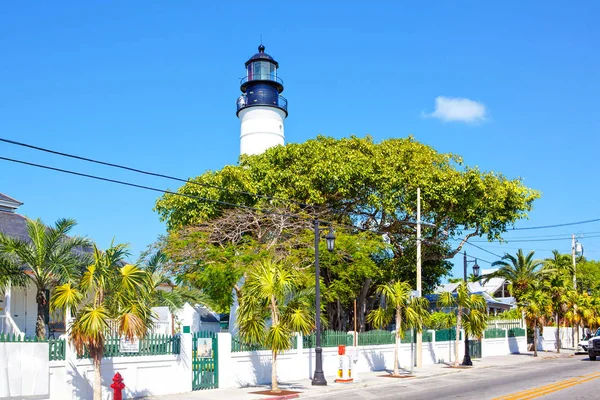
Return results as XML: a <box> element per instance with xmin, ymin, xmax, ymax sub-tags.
<box><xmin>0</xmin><ymin>193</ymin><xmax>49</xmax><ymax>337</ymax></box>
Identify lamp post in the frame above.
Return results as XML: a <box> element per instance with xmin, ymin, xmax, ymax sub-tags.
<box><xmin>312</xmin><ymin>220</ymin><xmax>335</xmax><ymax>386</ymax></box>
<box><xmin>462</xmin><ymin>251</ymin><xmax>480</xmax><ymax>366</ymax></box>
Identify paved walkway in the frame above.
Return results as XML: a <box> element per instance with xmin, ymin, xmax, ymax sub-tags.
<box><xmin>143</xmin><ymin>349</ymin><xmax>577</xmax><ymax>400</ymax></box>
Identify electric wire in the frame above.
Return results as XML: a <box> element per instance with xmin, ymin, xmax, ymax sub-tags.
<box><xmin>0</xmin><ymin>137</ymin><xmax>312</xmax><ymax>208</ymax></box>
<box><xmin>471</xmin><ymin>234</ymin><xmax>600</xmax><ymax>243</ymax></box>
<box><xmin>464</xmin><ymin>241</ymin><xmax>503</xmax><ymax>259</ymax></box>
<box><xmin>3</xmin><ymin>136</ymin><xmax>600</xmax><ymax>234</ymax></box>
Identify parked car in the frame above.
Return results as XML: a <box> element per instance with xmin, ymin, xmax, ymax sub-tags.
<box><xmin>585</xmin><ymin>328</ymin><xmax>600</xmax><ymax>360</ymax></box>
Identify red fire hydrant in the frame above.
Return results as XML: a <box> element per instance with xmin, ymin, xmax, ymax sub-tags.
<box><xmin>110</xmin><ymin>372</ymin><xmax>125</xmax><ymax>400</ymax></box>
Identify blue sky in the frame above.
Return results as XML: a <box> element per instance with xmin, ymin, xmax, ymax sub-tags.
<box><xmin>1</xmin><ymin>1</ymin><xmax>598</xmax><ymax>279</ymax></box>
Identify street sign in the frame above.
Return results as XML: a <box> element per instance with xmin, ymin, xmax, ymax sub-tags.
<box><xmin>119</xmin><ymin>337</ymin><xmax>140</xmax><ymax>353</ymax></box>
<box><xmin>196</xmin><ymin>337</ymin><xmax>213</xmax><ymax>358</ymax></box>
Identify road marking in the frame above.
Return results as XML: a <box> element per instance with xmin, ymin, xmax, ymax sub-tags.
<box><xmin>493</xmin><ymin>372</ymin><xmax>600</xmax><ymax>400</ymax></box>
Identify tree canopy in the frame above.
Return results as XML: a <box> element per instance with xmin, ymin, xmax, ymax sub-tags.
<box><xmin>154</xmin><ymin>135</ymin><xmax>539</xmax><ymax>328</ymax></box>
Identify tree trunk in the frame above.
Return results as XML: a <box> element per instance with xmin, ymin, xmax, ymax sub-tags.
<box><xmin>357</xmin><ymin>279</ymin><xmax>371</xmax><ymax>332</ymax></box>
<box><xmin>271</xmin><ymin>350</ymin><xmax>280</xmax><ymax>393</ymax></box>
<box><xmin>533</xmin><ymin>321</ymin><xmax>538</xmax><ymax>357</ymax></box>
<box><xmin>454</xmin><ymin>307</ymin><xmax>462</xmax><ymax>367</ymax></box>
<box><xmin>393</xmin><ymin>307</ymin><xmax>401</xmax><ymax>376</ymax></box>
<box><xmin>555</xmin><ymin>312</ymin><xmax>560</xmax><ymax>353</ymax></box>
<box><xmin>35</xmin><ymin>289</ymin><xmax>47</xmax><ymax>339</ymax></box>
<box><xmin>93</xmin><ymin>356</ymin><xmax>102</xmax><ymax>400</ymax></box>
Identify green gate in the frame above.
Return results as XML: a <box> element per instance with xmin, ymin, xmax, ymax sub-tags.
<box><xmin>468</xmin><ymin>339</ymin><xmax>482</xmax><ymax>359</ymax></box>
<box><xmin>192</xmin><ymin>331</ymin><xmax>219</xmax><ymax>390</ymax></box>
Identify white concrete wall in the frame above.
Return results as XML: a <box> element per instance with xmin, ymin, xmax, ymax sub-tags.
<box><xmin>0</xmin><ymin>342</ymin><xmax>49</xmax><ymax>398</ymax></box>
<box><xmin>219</xmin><ymin>330</ymin><xmax>526</xmax><ymax>389</ymax></box>
<box><xmin>540</xmin><ymin>326</ymin><xmax>582</xmax><ymax>350</ymax></box>
<box><xmin>2</xmin><ymin>334</ymin><xmax>192</xmax><ymax>400</ymax></box>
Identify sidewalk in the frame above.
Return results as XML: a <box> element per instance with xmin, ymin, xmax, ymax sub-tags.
<box><xmin>143</xmin><ymin>350</ymin><xmax>576</xmax><ymax>400</ymax></box>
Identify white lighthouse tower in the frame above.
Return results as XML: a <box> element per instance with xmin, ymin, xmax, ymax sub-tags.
<box><xmin>236</xmin><ymin>45</ymin><xmax>288</xmax><ymax>156</ymax></box>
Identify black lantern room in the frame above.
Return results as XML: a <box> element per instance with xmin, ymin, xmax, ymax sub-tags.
<box><xmin>236</xmin><ymin>45</ymin><xmax>288</xmax><ymax>116</ymax></box>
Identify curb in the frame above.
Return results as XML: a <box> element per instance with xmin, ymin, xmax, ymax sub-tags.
<box><xmin>260</xmin><ymin>395</ymin><xmax>299</xmax><ymax>400</ymax></box>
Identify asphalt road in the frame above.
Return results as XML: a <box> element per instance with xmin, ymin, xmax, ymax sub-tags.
<box><xmin>317</xmin><ymin>355</ymin><xmax>600</xmax><ymax>399</ymax></box>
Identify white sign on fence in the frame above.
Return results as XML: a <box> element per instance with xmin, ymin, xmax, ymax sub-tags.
<box><xmin>119</xmin><ymin>337</ymin><xmax>140</xmax><ymax>353</ymax></box>
<box><xmin>196</xmin><ymin>338</ymin><xmax>212</xmax><ymax>358</ymax></box>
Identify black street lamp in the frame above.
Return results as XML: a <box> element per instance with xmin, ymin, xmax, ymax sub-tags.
<box><xmin>312</xmin><ymin>220</ymin><xmax>335</xmax><ymax>386</ymax></box>
<box><xmin>462</xmin><ymin>252</ymin><xmax>480</xmax><ymax>367</ymax></box>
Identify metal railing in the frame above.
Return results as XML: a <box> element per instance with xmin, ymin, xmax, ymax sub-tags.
<box><xmin>240</xmin><ymin>75</ymin><xmax>284</xmax><ymax>87</ymax></box>
<box><xmin>489</xmin><ymin>319</ymin><xmax>524</xmax><ymax>330</ymax></box>
<box><xmin>236</xmin><ymin>94</ymin><xmax>288</xmax><ymax>113</ymax></box>
<box><xmin>0</xmin><ymin>315</ymin><xmax>23</xmax><ymax>336</ymax></box>
<box><xmin>484</xmin><ymin>328</ymin><xmax>507</xmax><ymax>339</ymax></box>
<box><xmin>77</xmin><ymin>334</ymin><xmax>181</xmax><ymax>358</ymax></box>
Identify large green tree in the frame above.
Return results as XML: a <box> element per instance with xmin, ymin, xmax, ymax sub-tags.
<box><xmin>0</xmin><ymin>218</ymin><xmax>90</xmax><ymax>338</ymax></box>
<box><xmin>155</xmin><ymin>136</ymin><xmax>539</xmax><ymax>322</ymax></box>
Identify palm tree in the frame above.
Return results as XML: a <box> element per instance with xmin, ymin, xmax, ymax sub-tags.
<box><xmin>483</xmin><ymin>249</ymin><xmax>546</xmax><ymax>304</ymax></box>
<box><xmin>236</xmin><ymin>259</ymin><xmax>314</xmax><ymax>393</ymax></box>
<box><xmin>367</xmin><ymin>281</ymin><xmax>430</xmax><ymax>376</ymax></box>
<box><xmin>438</xmin><ymin>282</ymin><xmax>487</xmax><ymax>367</ymax></box>
<box><xmin>543</xmin><ymin>270</ymin><xmax>571</xmax><ymax>353</ymax></box>
<box><xmin>521</xmin><ymin>287</ymin><xmax>552</xmax><ymax>357</ymax></box>
<box><xmin>51</xmin><ymin>243</ymin><xmax>155</xmax><ymax>400</ymax></box>
<box><xmin>0</xmin><ymin>218</ymin><xmax>90</xmax><ymax>338</ymax></box>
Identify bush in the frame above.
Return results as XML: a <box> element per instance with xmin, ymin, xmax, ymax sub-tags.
<box><xmin>427</xmin><ymin>311</ymin><xmax>456</xmax><ymax>330</ymax></box>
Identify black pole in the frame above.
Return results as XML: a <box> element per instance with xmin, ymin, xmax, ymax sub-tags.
<box><xmin>462</xmin><ymin>251</ymin><xmax>473</xmax><ymax>366</ymax></box>
<box><xmin>312</xmin><ymin>219</ymin><xmax>327</xmax><ymax>385</ymax></box>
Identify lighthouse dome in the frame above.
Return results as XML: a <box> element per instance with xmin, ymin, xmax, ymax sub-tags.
<box><xmin>245</xmin><ymin>44</ymin><xmax>279</xmax><ymax>67</ymax></box>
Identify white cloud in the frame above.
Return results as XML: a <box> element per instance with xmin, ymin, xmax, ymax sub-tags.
<box><xmin>423</xmin><ymin>96</ymin><xmax>486</xmax><ymax>123</ymax></box>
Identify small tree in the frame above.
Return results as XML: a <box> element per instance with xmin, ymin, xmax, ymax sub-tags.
<box><xmin>51</xmin><ymin>243</ymin><xmax>155</xmax><ymax>400</ymax></box>
<box><xmin>0</xmin><ymin>218</ymin><xmax>90</xmax><ymax>338</ymax></box>
<box><xmin>438</xmin><ymin>282</ymin><xmax>487</xmax><ymax>367</ymax></box>
<box><xmin>236</xmin><ymin>259</ymin><xmax>314</xmax><ymax>393</ymax></box>
<box><xmin>367</xmin><ymin>281</ymin><xmax>430</xmax><ymax>376</ymax></box>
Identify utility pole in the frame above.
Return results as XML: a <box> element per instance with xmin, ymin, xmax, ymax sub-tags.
<box><xmin>572</xmin><ymin>234</ymin><xmax>579</xmax><ymax>345</ymax></box>
<box><xmin>416</xmin><ymin>188</ymin><xmax>423</xmax><ymax>368</ymax></box>
<box><xmin>572</xmin><ymin>234</ymin><xmax>577</xmax><ymax>290</ymax></box>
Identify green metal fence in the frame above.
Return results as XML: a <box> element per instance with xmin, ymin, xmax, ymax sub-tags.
<box><xmin>231</xmin><ymin>334</ymin><xmax>298</xmax><ymax>352</ymax></box>
<box><xmin>508</xmin><ymin>328</ymin><xmax>526</xmax><ymax>337</ymax></box>
<box><xmin>303</xmin><ymin>331</ymin><xmax>354</xmax><ymax>348</ymax></box>
<box><xmin>192</xmin><ymin>331</ymin><xmax>218</xmax><ymax>390</ymax></box>
<box><xmin>49</xmin><ymin>338</ymin><xmax>66</xmax><ymax>360</ymax></box>
<box><xmin>435</xmin><ymin>328</ymin><xmax>462</xmax><ymax>342</ymax></box>
<box><xmin>485</xmin><ymin>328</ymin><xmax>507</xmax><ymax>339</ymax></box>
<box><xmin>77</xmin><ymin>334</ymin><xmax>180</xmax><ymax>358</ymax></box>
<box><xmin>0</xmin><ymin>333</ymin><xmax>66</xmax><ymax>361</ymax></box>
<box><xmin>358</xmin><ymin>330</ymin><xmax>395</xmax><ymax>345</ymax></box>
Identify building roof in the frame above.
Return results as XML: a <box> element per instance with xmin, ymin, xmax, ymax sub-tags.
<box><xmin>0</xmin><ymin>209</ymin><xmax>30</xmax><ymax>242</ymax></box>
<box><xmin>245</xmin><ymin>44</ymin><xmax>279</xmax><ymax>67</ymax></box>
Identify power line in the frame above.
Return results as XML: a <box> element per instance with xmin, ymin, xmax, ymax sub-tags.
<box><xmin>0</xmin><ymin>155</ymin><xmax>419</xmax><ymax>242</ymax></box>
<box><xmin>4</xmin><ymin>137</ymin><xmax>600</xmax><ymax>235</ymax></box>
<box><xmin>0</xmin><ymin>156</ymin><xmax>300</xmax><ymax>219</ymax></box>
<box><xmin>507</xmin><ymin>219</ymin><xmax>600</xmax><ymax>231</ymax></box>
<box><xmin>0</xmin><ymin>137</ymin><xmax>312</xmax><ymax>209</ymax></box>
<box><xmin>471</xmin><ymin>234</ymin><xmax>600</xmax><ymax>243</ymax></box>
<box><xmin>490</xmin><ymin>231</ymin><xmax>600</xmax><ymax>240</ymax></box>
<box><xmin>464</xmin><ymin>241</ymin><xmax>503</xmax><ymax>259</ymax></box>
